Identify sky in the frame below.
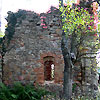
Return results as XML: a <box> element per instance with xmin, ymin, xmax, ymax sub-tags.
<box><xmin>1</xmin><ymin>0</ymin><xmax>60</xmax><ymax>32</ymax></box>
<box><xmin>2</xmin><ymin>0</ymin><xmax>59</xmax><ymax>14</ymax></box>
<box><xmin>0</xmin><ymin>0</ymin><xmax>99</xmax><ymax>32</ymax></box>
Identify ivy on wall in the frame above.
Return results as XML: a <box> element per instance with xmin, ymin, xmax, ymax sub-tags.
<box><xmin>0</xmin><ymin>10</ymin><xmax>27</xmax><ymax>82</ymax></box>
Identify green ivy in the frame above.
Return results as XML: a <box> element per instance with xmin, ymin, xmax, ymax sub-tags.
<box><xmin>5</xmin><ymin>10</ymin><xmax>27</xmax><ymax>46</ymax></box>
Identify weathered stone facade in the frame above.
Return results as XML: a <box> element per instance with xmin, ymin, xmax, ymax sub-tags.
<box><xmin>1</xmin><ymin>7</ymin><xmax>99</xmax><ymax>97</ymax></box>
<box><xmin>4</xmin><ymin>7</ymin><xmax>64</xmax><ymax>85</ymax></box>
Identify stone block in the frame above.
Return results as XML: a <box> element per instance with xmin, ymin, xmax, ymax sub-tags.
<box><xmin>22</xmin><ymin>20</ymin><xmax>29</xmax><ymax>24</ymax></box>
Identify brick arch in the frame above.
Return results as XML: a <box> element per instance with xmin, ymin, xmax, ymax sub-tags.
<box><xmin>34</xmin><ymin>52</ymin><xmax>64</xmax><ymax>84</ymax></box>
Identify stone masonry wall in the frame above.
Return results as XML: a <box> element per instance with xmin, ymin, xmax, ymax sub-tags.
<box><xmin>3</xmin><ymin>7</ymin><xmax>98</xmax><ymax>97</ymax></box>
<box><xmin>4</xmin><ymin>7</ymin><xmax>64</xmax><ymax>85</ymax></box>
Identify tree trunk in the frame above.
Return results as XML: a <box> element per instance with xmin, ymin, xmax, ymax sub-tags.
<box><xmin>59</xmin><ymin>0</ymin><xmax>72</xmax><ymax>99</ymax></box>
<box><xmin>61</xmin><ymin>31</ymin><xmax>72</xmax><ymax>100</ymax></box>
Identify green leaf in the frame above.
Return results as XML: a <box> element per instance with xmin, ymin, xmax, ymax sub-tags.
<box><xmin>59</xmin><ymin>6</ymin><xmax>63</xmax><ymax>12</ymax></box>
<box><xmin>11</xmin><ymin>94</ymin><xmax>17</xmax><ymax>99</ymax></box>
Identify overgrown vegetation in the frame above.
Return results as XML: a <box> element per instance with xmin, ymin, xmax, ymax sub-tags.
<box><xmin>59</xmin><ymin>0</ymin><xmax>99</xmax><ymax>99</ymax></box>
<box><xmin>0</xmin><ymin>82</ymin><xmax>100</xmax><ymax>100</ymax></box>
<box><xmin>0</xmin><ymin>82</ymin><xmax>50</xmax><ymax>100</ymax></box>
<box><xmin>5</xmin><ymin>10</ymin><xmax>27</xmax><ymax>45</ymax></box>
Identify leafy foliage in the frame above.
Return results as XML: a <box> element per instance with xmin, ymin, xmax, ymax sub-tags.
<box><xmin>59</xmin><ymin>1</ymin><xmax>99</xmax><ymax>99</ymax></box>
<box><xmin>0</xmin><ymin>82</ymin><xmax>49</xmax><ymax>100</ymax></box>
<box><xmin>60</xmin><ymin>5</ymin><xmax>95</xmax><ymax>36</ymax></box>
<box><xmin>59</xmin><ymin>3</ymin><xmax>98</xmax><ymax>59</ymax></box>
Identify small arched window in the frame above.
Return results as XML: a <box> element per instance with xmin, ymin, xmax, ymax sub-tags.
<box><xmin>43</xmin><ymin>56</ymin><xmax>55</xmax><ymax>81</ymax></box>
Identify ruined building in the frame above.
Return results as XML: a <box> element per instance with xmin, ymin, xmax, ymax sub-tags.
<box><xmin>0</xmin><ymin>6</ymin><xmax>99</xmax><ymax>97</ymax></box>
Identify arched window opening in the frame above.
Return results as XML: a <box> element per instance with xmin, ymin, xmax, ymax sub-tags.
<box><xmin>43</xmin><ymin>56</ymin><xmax>55</xmax><ymax>81</ymax></box>
<box><xmin>51</xmin><ymin>64</ymin><xmax>54</xmax><ymax>79</ymax></box>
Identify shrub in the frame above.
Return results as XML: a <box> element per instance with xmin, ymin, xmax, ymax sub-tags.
<box><xmin>0</xmin><ymin>82</ymin><xmax>49</xmax><ymax>100</ymax></box>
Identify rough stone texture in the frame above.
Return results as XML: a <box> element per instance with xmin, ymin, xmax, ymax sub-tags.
<box><xmin>4</xmin><ymin>7</ymin><xmax>64</xmax><ymax>85</ymax></box>
<box><xmin>2</xmin><ymin>7</ymin><xmax>98</xmax><ymax>97</ymax></box>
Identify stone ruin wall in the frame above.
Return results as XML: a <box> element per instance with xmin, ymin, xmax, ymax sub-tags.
<box><xmin>0</xmin><ymin>7</ymin><xmax>98</xmax><ymax>97</ymax></box>
<box><xmin>3</xmin><ymin>7</ymin><xmax>64</xmax><ymax>85</ymax></box>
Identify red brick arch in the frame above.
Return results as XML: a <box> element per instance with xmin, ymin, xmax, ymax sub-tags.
<box><xmin>34</xmin><ymin>52</ymin><xmax>64</xmax><ymax>84</ymax></box>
